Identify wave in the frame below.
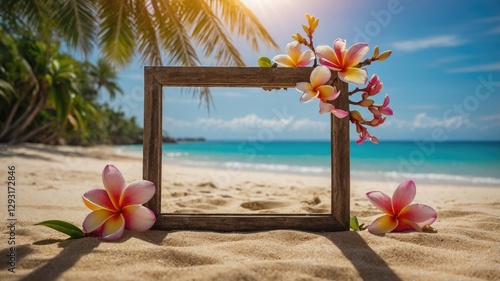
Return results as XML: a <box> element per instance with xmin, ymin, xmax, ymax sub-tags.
<box><xmin>113</xmin><ymin>144</ymin><xmax>500</xmax><ymax>187</ymax></box>
<box><xmin>353</xmin><ymin>170</ymin><xmax>500</xmax><ymax>186</ymax></box>
<box><xmin>172</xmin><ymin>159</ymin><xmax>500</xmax><ymax>187</ymax></box>
<box><xmin>165</xmin><ymin>152</ymin><xmax>189</xmax><ymax>157</ymax></box>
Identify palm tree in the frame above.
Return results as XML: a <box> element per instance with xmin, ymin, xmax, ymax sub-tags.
<box><xmin>1</xmin><ymin>0</ymin><xmax>278</xmax><ymax>67</ymax></box>
<box><xmin>0</xmin><ymin>29</ymin><xmax>98</xmax><ymax>144</ymax></box>
<box><xmin>1</xmin><ymin>0</ymin><xmax>278</xmax><ymax>105</ymax></box>
<box><xmin>0</xmin><ymin>0</ymin><xmax>279</xmax><ymax>144</ymax></box>
<box><xmin>81</xmin><ymin>58</ymin><xmax>123</xmax><ymax>101</ymax></box>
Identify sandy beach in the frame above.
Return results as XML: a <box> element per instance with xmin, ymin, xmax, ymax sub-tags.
<box><xmin>1</xmin><ymin>143</ymin><xmax>499</xmax><ymax>280</ymax></box>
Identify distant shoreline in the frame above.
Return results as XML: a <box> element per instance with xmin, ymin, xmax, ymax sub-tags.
<box><xmin>162</xmin><ymin>136</ymin><xmax>206</xmax><ymax>143</ymax></box>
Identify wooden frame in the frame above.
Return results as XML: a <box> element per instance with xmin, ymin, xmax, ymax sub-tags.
<box><xmin>143</xmin><ymin>67</ymin><xmax>350</xmax><ymax>231</ymax></box>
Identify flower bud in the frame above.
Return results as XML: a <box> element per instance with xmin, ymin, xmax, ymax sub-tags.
<box><xmin>350</xmin><ymin>110</ymin><xmax>364</xmax><ymax>122</ymax></box>
<box><xmin>302</xmin><ymin>24</ymin><xmax>310</xmax><ymax>35</ymax></box>
<box><xmin>373</xmin><ymin>46</ymin><xmax>380</xmax><ymax>58</ymax></box>
<box><xmin>292</xmin><ymin>33</ymin><xmax>303</xmax><ymax>41</ymax></box>
<box><xmin>377</xmin><ymin>50</ymin><xmax>392</xmax><ymax>61</ymax></box>
<box><xmin>355</xmin><ymin>123</ymin><xmax>363</xmax><ymax>133</ymax></box>
<box><xmin>305</xmin><ymin>13</ymin><xmax>315</xmax><ymax>27</ymax></box>
<box><xmin>365</xmin><ymin>74</ymin><xmax>383</xmax><ymax>96</ymax></box>
<box><xmin>311</xmin><ymin>18</ymin><xmax>319</xmax><ymax>32</ymax></box>
<box><xmin>360</xmin><ymin>99</ymin><xmax>374</xmax><ymax>107</ymax></box>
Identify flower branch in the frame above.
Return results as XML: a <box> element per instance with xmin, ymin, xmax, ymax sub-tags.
<box><xmin>262</xmin><ymin>13</ymin><xmax>394</xmax><ymax>144</ymax></box>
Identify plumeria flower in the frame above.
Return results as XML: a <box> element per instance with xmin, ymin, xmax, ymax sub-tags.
<box><xmin>316</xmin><ymin>38</ymin><xmax>369</xmax><ymax>85</ymax></box>
<box><xmin>296</xmin><ymin>66</ymin><xmax>348</xmax><ymax>118</ymax></box>
<box><xmin>369</xmin><ymin>95</ymin><xmax>393</xmax><ymax>118</ymax></box>
<box><xmin>355</xmin><ymin>123</ymin><xmax>379</xmax><ymax>144</ymax></box>
<box><xmin>318</xmin><ymin>88</ymin><xmax>349</xmax><ymax>118</ymax></box>
<box><xmin>365</xmin><ymin>115</ymin><xmax>386</xmax><ymax>127</ymax></box>
<box><xmin>272</xmin><ymin>41</ymin><xmax>315</xmax><ymax>67</ymax></box>
<box><xmin>366</xmin><ymin>180</ymin><xmax>437</xmax><ymax>234</ymax></box>
<box><xmin>364</xmin><ymin>74</ymin><xmax>383</xmax><ymax>97</ymax></box>
<box><xmin>82</xmin><ymin>165</ymin><xmax>156</xmax><ymax>241</ymax></box>
<box><xmin>378</xmin><ymin>94</ymin><xmax>393</xmax><ymax>116</ymax></box>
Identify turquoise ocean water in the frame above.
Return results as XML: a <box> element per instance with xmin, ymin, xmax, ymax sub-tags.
<box><xmin>119</xmin><ymin>141</ymin><xmax>500</xmax><ymax>187</ymax></box>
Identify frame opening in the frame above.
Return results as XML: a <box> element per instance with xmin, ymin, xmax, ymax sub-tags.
<box><xmin>162</xmin><ymin>87</ymin><xmax>331</xmax><ymax>215</ymax></box>
<box><xmin>143</xmin><ymin>66</ymin><xmax>350</xmax><ymax>231</ymax></box>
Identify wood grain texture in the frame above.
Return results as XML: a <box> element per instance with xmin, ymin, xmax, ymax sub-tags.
<box><xmin>145</xmin><ymin>66</ymin><xmax>318</xmax><ymax>87</ymax></box>
<box><xmin>153</xmin><ymin>214</ymin><xmax>345</xmax><ymax>232</ymax></box>
<box><xmin>331</xmin><ymin>78</ymin><xmax>350</xmax><ymax>230</ymax></box>
<box><xmin>143</xmin><ymin>66</ymin><xmax>350</xmax><ymax>231</ymax></box>
<box><xmin>143</xmin><ymin>70</ymin><xmax>162</xmax><ymax>214</ymax></box>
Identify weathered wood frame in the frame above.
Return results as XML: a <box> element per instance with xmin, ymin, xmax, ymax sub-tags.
<box><xmin>143</xmin><ymin>67</ymin><xmax>350</xmax><ymax>231</ymax></box>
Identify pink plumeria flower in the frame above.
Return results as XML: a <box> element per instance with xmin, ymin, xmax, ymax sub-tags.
<box><xmin>355</xmin><ymin>123</ymin><xmax>379</xmax><ymax>144</ymax></box>
<box><xmin>366</xmin><ymin>180</ymin><xmax>437</xmax><ymax>234</ymax></box>
<box><xmin>316</xmin><ymin>38</ymin><xmax>369</xmax><ymax>85</ymax></box>
<box><xmin>370</xmin><ymin>95</ymin><xmax>393</xmax><ymax>118</ymax></box>
<box><xmin>296</xmin><ymin>66</ymin><xmax>348</xmax><ymax>118</ymax></box>
<box><xmin>318</xmin><ymin>88</ymin><xmax>349</xmax><ymax>118</ymax></box>
<box><xmin>366</xmin><ymin>115</ymin><xmax>386</xmax><ymax>127</ymax></box>
<box><xmin>364</xmin><ymin>74</ymin><xmax>383</xmax><ymax>97</ymax></box>
<box><xmin>379</xmin><ymin>94</ymin><xmax>393</xmax><ymax>116</ymax></box>
<box><xmin>82</xmin><ymin>165</ymin><xmax>156</xmax><ymax>241</ymax></box>
<box><xmin>272</xmin><ymin>41</ymin><xmax>315</xmax><ymax>67</ymax></box>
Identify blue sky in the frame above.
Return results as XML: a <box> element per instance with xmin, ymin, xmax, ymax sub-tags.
<box><xmin>103</xmin><ymin>0</ymin><xmax>500</xmax><ymax>141</ymax></box>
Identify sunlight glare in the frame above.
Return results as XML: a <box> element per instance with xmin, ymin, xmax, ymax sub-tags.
<box><xmin>239</xmin><ymin>0</ymin><xmax>304</xmax><ymax>32</ymax></box>
<box><xmin>240</xmin><ymin>0</ymin><xmax>273</xmax><ymax>16</ymax></box>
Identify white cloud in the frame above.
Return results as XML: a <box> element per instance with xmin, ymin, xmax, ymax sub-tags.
<box><xmin>196</xmin><ymin>114</ymin><xmax>293</xmax><ymax>132</ymax></box>
<box><xmin>386</xmin><ymin>113</ymin><xmax>474</xmax><ymax>130</ymax></box>
<box><xmin>485</xmin><ymin>26</ymin><xmax>500</xmax><ymax>34</ymax></box>
<box><xmin>164</xmin><ymin>114</ymin><xmax>329</xmax><ymax>133</ymax></box>
<box><xmin>412</xmin><ymin>113</ymin><xmax>463</xmax><ymax>129</ymax></box>
<box><xmin>428</xmin><ymin>55</ymin><xmax>475</xmax><ymax>67</ymax></box>
<box><xmin>447</xmin><ymin>62</ymin><xmax>500</xmax><ymax>73</ymax></box>
<box><xmin>478</xmin><ymin>114</ymin><xmax>500</xmax><ymax>122</ymax></box>
<box><xmin>288</xmin><ymin>118</ymin><xmax>328</xmax><ymax>132</ymax></box>
<box><xmin>164</xmin><ymin>116</ymin><xmax>193</xmax><ymax>127</ymax></box>
<box><xmin>392</xmin><ymin>35</ymin><xmax>466</xmax><ymax>52</ymax></box>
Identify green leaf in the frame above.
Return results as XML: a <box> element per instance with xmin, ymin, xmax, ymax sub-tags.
<box><xmin>258</xmin><ymin>56</ymin><xmax>272</xmax><ymax>67</ymax></box>
<box><xmin>36</xmin><ymin>220</ymin><xmax>86</xmax><ymax>239</ymax></box>
<box><xmin>56</xmin><ymin>0</ymin><xmax>96</xmax><ymax>56</ymax></box>
<box><xmin>350</xmin><ymin>216</ymin><xmax>361</xmax><ymax>231</ymax></box>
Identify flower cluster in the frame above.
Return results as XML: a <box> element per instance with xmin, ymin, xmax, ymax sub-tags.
<box><xmin>267</xmin><ymin>13</ymin><xmax>393</xmax><ymax>144</ymax></box>
<box><xmin>349</xmin><ymin>73</ymin><xmax>393</xmax><ymax>144</ymax></box>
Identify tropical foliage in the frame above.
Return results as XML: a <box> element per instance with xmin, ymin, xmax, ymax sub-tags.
<box><xmin>0</xmin><ymin>0</ymin><xmax>277</xmax><ymax>144</ymax></box>
<box><xmin>2</xmin><ymin>0</ymin><xmax>277</xmax><ymax>66</ymax></box>
<box><xmin>0</xmin><ymin>27</ymin><xmax>140</xmax><ymax>145</ymax></box>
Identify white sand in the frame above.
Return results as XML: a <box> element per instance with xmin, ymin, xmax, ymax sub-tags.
<box><xmin>0</xmin><ymin>144</ymin><xmax>499</xmax><ymax>280</ymax></box>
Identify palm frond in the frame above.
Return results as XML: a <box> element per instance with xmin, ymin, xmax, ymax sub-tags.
<box><xmin>97</xmin><ymin>0</ymin><xmax>135</xmax><ymax>67</ymax></box>
<box><xmin>184</xmin><ymin>0</ymin><xmax>245</xmax><ymax>66</ymax></box>
<box><xmin>152</xmin><ymin>0</ymin><xmax>200</xmax><ymax>66</ymax></box>
<box><xmin>0</xmin><ymin>0</ymin><xmax>48</xmax><ymax>34</ymax></box>
<box><xmin>55</xmin><ymin>0</ymin><xmax>96</xmax><ymax>56</ymax></box>
<box><xmin>132</xmin><ymin>0</ymin><xmax>162</xmax><ymax>66</ymax></box>
<box><xmin>212</xmin><ymin>0</ymin><xmax>279</xmax><ymax>51</ymax></box>
<box><xmin>0</xmin><ymin>80</ymin><xmax>15</xmax><ymax>101</ymax></box>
